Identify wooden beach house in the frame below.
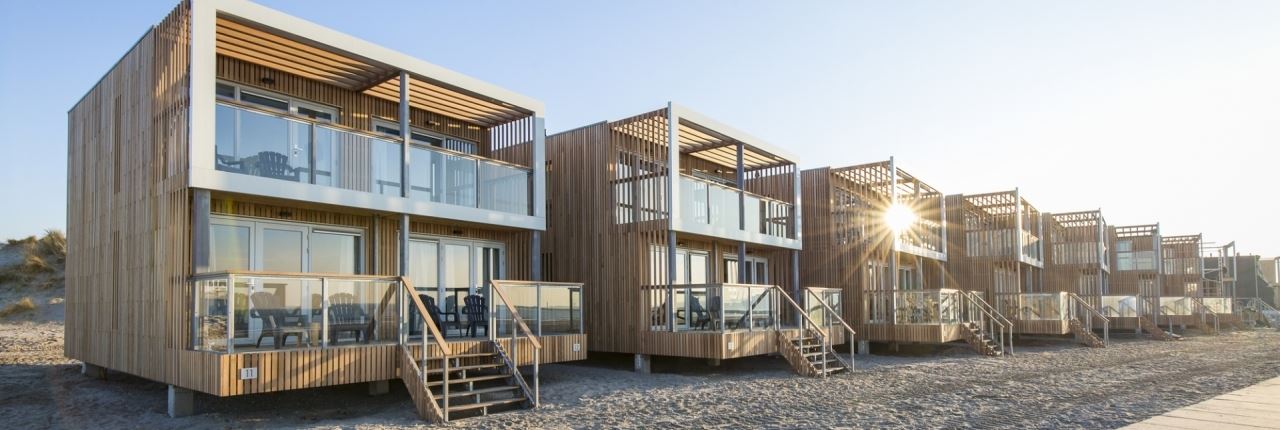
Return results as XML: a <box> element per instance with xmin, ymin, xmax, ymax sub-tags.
<box><xmin>545</xmin><ymin>104</ymin><xmax>853</xmax><ymax>377</ymax></box>
<box><xmin>799</xmin><ymin>160</ymin><xmax>1010</xmax><ymax>356</ymax></box>
<box><xmin>66</xmin><ymin>0</ymin><xmax>585</xmax><ymax>422</ymax></box>
<box><xmin>1039</xmin><ymin>210</ymin><xmax>1113</xmax><ymax>346</ymax></box>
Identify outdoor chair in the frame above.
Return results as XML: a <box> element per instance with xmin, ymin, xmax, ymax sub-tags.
<box><xmin>676</xmin><ymin>296</ymin><xmax>713</xmax><ymax>330</ymax></box>
<box><xmin>249</xmin><ymin>292</ymin><xmax>308</xmax><ymax>349</ymax></box>
<box><xmin>418</xmin><ymin>294</ymin><xmax>445</xmax><ymax>337</ymax></box>
<box><xmin>255</xmin><ymin>151</ymin><xmax>300</xmax><ymax>182</ymax></box>
<box><xmin>327</xmin><ymin>293</ymin><xmax>373</xmax><ymax>344</ymax></box>
<box><xmin>463</xmin><ymin>295</ymin><xmax>488</xmax><ymax>337</ymax></box>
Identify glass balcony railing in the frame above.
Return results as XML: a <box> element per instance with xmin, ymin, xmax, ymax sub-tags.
<box><xmin>191</xmin><ymin>272</ymin><xmax>401</xmax><ymax>353</ymax></box>
<box><xmin>677</xmin><ymin>175</ymin><xmax>793</xmax><ymax>240</ymax></box>
<box><xmin>1199</xmin><ymin>297</ymin><xmax>1233</xmax><ymax>314</ymax></box>
<box><xmin>489</xmin><ymin>281</ymin><xmax>584</xmax><ymax>337</ymax></box>
<box><xmin>644</xmin><ymin>283</ymin><xmax>778</xmax><ymax>332</ymax></box>
<box><xmin>994</xmin><ymin>292</ymin><xmax>1067</xmax><ymax>321</ymax></box>
<box><xmin>215</xmin><ymin>102</ymin><xmax>531</xmax><ymax>216</ymax></box>
<box><xmin>865</xmin><ymin>289</ymin><xmax>962</xmax><ymax>325</ymax></box>
<box><xmin>1099</xmin><ymin>295</ymin><xmax>1139</xmax><ymax>318</ymax></box>
<box><xmin>803</xmin><ymin>287</ymin><xmax>843</xmax><ymax>328</ymax></box>
<box><xmin>1160</xmin><ymin>296</ymin><xmax>1194</xmax><ymax>316</ymax></box>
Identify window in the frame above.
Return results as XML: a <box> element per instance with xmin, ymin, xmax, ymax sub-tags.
<box><xmin>208</xmin><ymin>216</ymin><xmax>363</xmax><ymax>274</ymax></box>
<box><xmin>650</xmin><ymin>246</ymin><xmax>709</xmax><ymax>284</ymax></box>
<box><xmin>372</xmin><ymin>118</ymin><xmax>477</xmax><ymax>154</ymax></box>
<box><xmin>216</xmin><ymin>81</ymin><xmax>337</xmax><ymax>122</ymax></box>
<box><xmin>725</xmin><ymin>254</ymin><xmax>769</xmax><ymax>284</ymax></box>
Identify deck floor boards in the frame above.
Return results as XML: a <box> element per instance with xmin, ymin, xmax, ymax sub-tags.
<box><xmin>1123</xmin><ymin>376</ymin><xmax>1280</xmax><ymax>429</ymax></box>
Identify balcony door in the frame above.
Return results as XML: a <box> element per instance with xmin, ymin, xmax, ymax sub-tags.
<box><xmin>407</xmin><ymin>236</ymin><xmax>504</xmax><ymax>335</ymax></box>
<box><xmin>725</xmin><ymin>254</ymin><xmax>769</xmax><ymax>285</ymax></box>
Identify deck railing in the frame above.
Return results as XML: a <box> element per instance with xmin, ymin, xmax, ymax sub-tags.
<box><xmin>644</xmin><ymin>283</ymin><xmax>779</xmax><ymax>332</ymax></box>
<box><xmin>1099</xmin><ymin>295</ymin><xmax>1139</xmax><ymax>319</ymax></box>
<box><xmin>401</xmin><ymin>277</ymin><xmax>451</xmax><ymax>421</ymax></box>
<box><xmin>959</xmin><ymin>291</ymin><xmax>1014</xmax><ymax>355</ymax></box>
<box><xmin>864</xmin><ymin>289</ymin><xmax>963</xmax><ymax>325</ymax></box>
<box><xmin>993</xmin><ymin>292</ymin><xmax>1068</xmax><ymax>321</ymax></box>
<box><xmin>1235</xmin><ymin>298</ymin><xmax>1280</xmax><ymax>326</ymax></box>
<box><xmin>215</xmin><ymin>102</ymin><xmax>532</xmax><ymax>215</ymax></box>
<box><xmin>676</xmin><ymin>174</ymin><xmax>795</xmax><ymax>240</ymax></box>
<box><xmin>1189</xmin><ymin>297</ymin><xmax>1221</xmax><ymax>334</ymax></box>
<box><xmin>190</xmin><ymin>271</ymin><xmax>401</xmax><ymax>353</ymax></box>
<box><xmin>1067</xmin><ymin>293</ymin><xmax>1110</xmax><ymax>345</ymax></box>
<box><xmin>489</xmin><ymin>280</ymin><xmax>546</xmax><ymax>407</ymax></box>
<box><xmin>804</xmin><ymin>287</ymin><xmax>856</xmax><ymax>370</ymax></box>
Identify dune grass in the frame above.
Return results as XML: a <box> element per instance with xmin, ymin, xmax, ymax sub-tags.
<box><xmin>0</xmin><ymin>297</ymin><xmax>37</xmax><ymax>318</ymax></box>
<box><xmin>1</xmin><ymin>230</ymin><xmax>66</xmax><ymax>289</ymax></box>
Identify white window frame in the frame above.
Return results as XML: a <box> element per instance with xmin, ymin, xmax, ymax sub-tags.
<box><xmin>371</xmin><ymin>117</ymin><xmax>478</xmax><ymax>154</ymax></box>
<box><xmin>209</xmin><ymin>214</ymin><xmax>365</xmax><ymax>274</ymax></box>
<box><xmin>216</xmin><ymin>80</ymin><xmax>338</xmax><ymax>123</ymax></box>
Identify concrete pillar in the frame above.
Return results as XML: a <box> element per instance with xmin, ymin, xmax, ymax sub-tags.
<box><xmin>368</xmin><ymin>380</ymin><xmax>390</xmax><ymax>396</ymax></box>
<box><xmin>167</xmin><ymin>385</ymin><xmax>194</xmax><ymax>418</ymax></box>
<box><xmin>634</xmin><ymin>354</ymin><xmax>651</xmax><ymax>374</ymax></box>
<box><xmin>81</xmin><ymin>362</ymin><xmax>106</xmax><ymax>379</ymax></box>
<box><xmin>856</xmin><ymin>340</ymin><xmax>870</xmax><ymax>356</ymax></box>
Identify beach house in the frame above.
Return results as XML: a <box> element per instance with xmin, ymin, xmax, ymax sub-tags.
<box><xmin>66</xmin><ymin>0</ymin><xmax>584</xmax><ymax>422</ymax></box>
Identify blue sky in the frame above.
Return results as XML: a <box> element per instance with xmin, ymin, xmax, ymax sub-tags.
<box><xmin>1</xmin><ymin>1</ymin><xmax>1277</xmax><ymax>256</ymax></box>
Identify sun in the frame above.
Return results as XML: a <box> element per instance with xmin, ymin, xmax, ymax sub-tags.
<box><xmin>884</xmin><ymin>203</ymin><xmax>917</xmax><ymax>234</ymax></box>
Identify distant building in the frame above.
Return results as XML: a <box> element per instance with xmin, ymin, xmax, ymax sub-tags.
<box><xmin>1233</xmin><ymin>255</ymin><xmax>1278</xmax><ymax>308</ymax></box>
<box><xmin>1260</xmin><ymin>257</ymin><xmax>1280</xmax><ymax>307</ymax></box>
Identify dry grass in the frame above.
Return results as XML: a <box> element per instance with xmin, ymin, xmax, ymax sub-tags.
<box><xmin>1</xmin><ymin>230</ymin><xmax>66</xmax><ymax>290</ymax></box>
<box><xmin>0</xmin><ymin>297</ymin><xmax>36</xmax><ymax>318</ymax></box>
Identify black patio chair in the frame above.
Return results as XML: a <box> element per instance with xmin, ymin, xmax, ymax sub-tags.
<box><xmin>463</xmin><ymin>295</ymin><xmax>488</xmax><ymax>337</ymax></box>
<box><xmin>249</xmin><ymin>292</ymin><xmax>308</xmax><ymax>349</ymax></box>
<box><xmin>327</xmin><ymin>293</ymin><xmax>373</xmax><ymax>344</ymax></box>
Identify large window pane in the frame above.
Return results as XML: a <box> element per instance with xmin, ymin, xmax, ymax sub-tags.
<box><xmin>210</xmin><ymin>224</ymin><xmax>250</xmax><ymax>272</ymax></box>
<box><xmin>261</xmin><ymin>228</ymin><xmax>303</xmax><ymax>273</ymax></box>
<box><xmin>310</xmin><ymin>232</ymin><xmax>358</xmax><ymax>275</ymax></box>
<box><xmin>478</xmin><ymin>161</ymin><xmax>529</xmax><ymax>215</ymax></box>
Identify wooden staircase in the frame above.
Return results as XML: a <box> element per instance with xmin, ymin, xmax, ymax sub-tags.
<box><xmin>1068</xmin><ymin>319</ymin><xmax>1105</xmax><ymax>348</ymax></box>
<box><xmin>398</xmin><ymin>277</ymin><xmax>541</xmax><ymax>423</ymax></box>
<box><xmin>1138</xmin><ymin>316</ymin><xmax>1181</xmax><ymax>341</ymax></box>
<box><xmin>779</xmin><ymin>330</ymin><xmax>850</xmax><ymax>377</ymax></box>
<box><xmin>961</xmin><ymin>321</ymin><xmax>1005</xmax><ymax>356</ymax></box>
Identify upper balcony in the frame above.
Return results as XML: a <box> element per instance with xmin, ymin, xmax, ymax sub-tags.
<box><xmin>190</xmin><ymin>1</ymin><xmax>545</xmax><ymax>230</ymax></box>
<box><xmin>610</xmin><ymin>104</ymin><xmax>801</xmax><ymax>249</ymax></box>
<box><xmin>827</xmin><ymin>160</ymin><xmax>947</xmax><ymax>261</ymax></box>
<box><xmin>1047</xmin><ymin>210</ymin><xmax>1110</xmax><ymax>271</ymax></box>
<box><xmin>1112</xmin><ymin>224</ymin><xmax>1160</xmax><ymax>272</ymax></box>
<box><xmin>956</xmin><ymin>190</ymin><xmax>1044</xmax><ymax>267</ymax></box>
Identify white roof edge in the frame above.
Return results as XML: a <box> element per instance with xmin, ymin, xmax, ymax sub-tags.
<box><xmin>214</xmin><ymin>0</ymin><xmax>545</xmax><ymax>116</ymax></box>
<box><xmin>669</xmin><ymin>102</ymin><xmax>800</xmax><ymax>164</ymax></box>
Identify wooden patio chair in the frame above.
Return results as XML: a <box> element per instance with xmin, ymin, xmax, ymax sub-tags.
<box><xmin>418</xmin><ymin>294</ymin><xmax>446</xmax><ymax>338</ymax></box>
<box><xmin>249</xmin><ymin>292</ymin><xmax>308</xmax><ymax>349</ymax></box>
<box><xmin>463</xmin><ymin>295</ymin><xmax>488</xmax><ymax>337</ymax></box>
<box><xmin>255</xmin><ymin>151</ymin><xmax>300</xmax><ymax>182</ymax></box>
<box><xmin>677</xmin><ymin>296</ymin><xmax>713</xmax><ymax>330</ymax></box>
<box><xmin>327</xmin><ymin>293</ymin><xmax>373</xmax><ymax>344</ymax></box>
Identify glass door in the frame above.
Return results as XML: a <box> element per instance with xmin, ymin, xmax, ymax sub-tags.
<box><xmin>725</xmin><ymin>254</ymin><xmax>768</xmax><ymax>284</ymax></box>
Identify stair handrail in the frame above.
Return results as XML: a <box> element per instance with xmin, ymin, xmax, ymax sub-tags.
<box><xmin>1140</xmin><ymin>296</ymin><xmax>1166</xmax><ymax>334</ymax></box>
<box><xmin>961</xmin><ymin>291</ymin><xmax>1013</xmax><ymax>355</ymax></box>
<box><xmin>489</xmin><ymin>280</ymin><xmax>542</xmax><ymax>406</ymax></box>
<box><xmin>1067</xmin><ymin>293</ymin><xmax>1110</xmax><ymax>345</ymax></box>
<box><xmin>804</xmin><ymin>288</ymin><xmax>856</xmax><ymax>371</ymax></box>
<box><xmin>400</xmin><ymin>276</ymin><xmax>451</xmax><ymax>422</ymax></box>
<box><xmin>1189</xmin><ymin>296</ymin><xmax>1221</xmax><ymax>334</ymax></box>
<box><xmin>772</xmin><ymin>286</ymin><xmax>835</xmax><ymax>376</ymax></box>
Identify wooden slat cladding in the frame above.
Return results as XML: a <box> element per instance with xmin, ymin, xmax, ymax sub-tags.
<box><xmin>1042</xmin><ymin>211</ymin><xmax>1111</xmax><ymax>310</ymax></box>
<box><xmin>65</xmin><ymin>1</ymin><xmax>195</xmax><ymax>391</ymax></box>
<box><xmin>1161</xmin><ymin>234</ymin><xmax>1203</xmax><ymax>297</ymax></box>
<box><xmin>546</xmin><ymin>109</ymin><xmax>799</xmax><ymax>359</ymax></box>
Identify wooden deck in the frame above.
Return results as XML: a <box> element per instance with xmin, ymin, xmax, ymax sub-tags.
<box><xmin>1124</xmin><ymin>376</ymin><xmax>1280</xmax><ymax>429</ymax></box>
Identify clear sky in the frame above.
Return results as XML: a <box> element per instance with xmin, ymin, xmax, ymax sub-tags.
<box><xmin>1</xmin><ymin>1</ymin><xmax>1277</xmax><ymax>255</ymax></box>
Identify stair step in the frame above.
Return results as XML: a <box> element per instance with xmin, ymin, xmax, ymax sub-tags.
<box><xmin>446</xmin><ymin>397</ymin><xmax>526</xmax><ymax>413</ymax></box>
<box><xmin>423</xmin><ymin>352</ymin><xmax>498</xmax><ymax>361</ymax></box>
<box><xmin>437</xmin><ymin>385</ymin><xmax>521</xmax><ymax>399</ymax></box>
<box><xmin>423</xmin><ymin>363</ymin><xmax>506</xmax><ymax>374</ymax></box>
<box><xmin>802</xmin><ymin>351</ymin><xmax>825</xmax><ymax>358</ymax></box>
<box><xmin>425</xmin><ymin>374</ymin><xmax>512</xmax><ymax>388</ymax></box>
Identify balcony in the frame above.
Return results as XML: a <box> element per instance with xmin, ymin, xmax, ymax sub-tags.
<box><xmin>190</xmin><ymin>272</ymin><xmax>583</xmax><ymax>353</ymax></box>
<box><xmin>896</xmin><ymin>217</ymin><xmax>946</xmax><ymax>261</ymax></box>
<box><xmin>994</xmin><ymin>292</ymin><xmax>1067</xmax><ymax>321</ymax></box>
<box><xmin>674</xmin><ymin>175</ymin><xmax>796</xmax><ymax>246</ymax></box>
<box><xmin>1099</xmin><ymin>295</ymin><xmax>1139</xmax><ymax>318</ymax></box>
<box><xmin>214</xmin><ymin>102</ymin><xmax>531</xmax><ymax>218</ymax></box>
<box><xmin>865</xmin><ymin>289</ymin><xmax>963</xmax><ymax>325</ymax></box>
<box><xmin>644</xmin><ymin>283</ymin><xmax>780</xmax><ymax>332</ymax></box>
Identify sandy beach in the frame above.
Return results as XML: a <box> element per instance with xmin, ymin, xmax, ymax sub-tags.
<box><xmin>2</xmin><ymin>302</ymin><xmax>1277</xmax><ymax>430</ymax></box>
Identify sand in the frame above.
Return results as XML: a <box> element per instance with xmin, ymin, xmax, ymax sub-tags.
<box><xmin>2</xmin><ymin>311</ymin><xmax>1278</xmax><ymax>430</ymax></box>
